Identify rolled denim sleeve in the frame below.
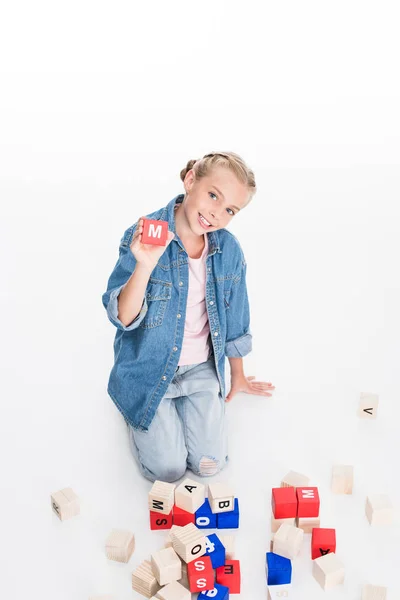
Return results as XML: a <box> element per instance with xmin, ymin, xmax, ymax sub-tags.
<box><xmin>224</xmin><ymin>259</ymin><xmax>253</xmax><ymax>358</ymax></box>
<box><xmin>102</xmin><ymin>225</ymin><xmax>149</xmax><ymax>332</ymax></box>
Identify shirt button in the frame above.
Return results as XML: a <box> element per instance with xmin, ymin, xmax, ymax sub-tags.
<box><xmin>209</xmin><ymin>301</ymin><xmax>214</xmax><ymax>305</ymax></box>
<box><xmin>179</xmin><ymin>281</ymin><xmax>183</xmax><ymax>286</ymax></box>
<box><xmin>173</xmin><ymin>346</ymin><xmax>178</xmax><ymax>351</ymax></box>
<box><xmin>162</xmin><ymin>375</ymin><xmax>167</xmax><ymax>380</ymax></box>
<box><xmin>177</xmin><ymin>313</ymin><xmax>181</xmax><ymax>318</ymax></box>
<box><xmin>214</xmin><ymin>331</ymin><xmax>219</xmax><ymax>336</ymax></box>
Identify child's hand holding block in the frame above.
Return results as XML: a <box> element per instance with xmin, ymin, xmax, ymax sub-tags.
<box><xmin>142</xmin><ymin>218</ymin><xmax>169</xmax><ymax>246</ymax></box>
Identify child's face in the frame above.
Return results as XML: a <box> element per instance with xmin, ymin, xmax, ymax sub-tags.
<box><xmin>183</xmin><ymin>167</ymin><xmax>250</xmax><ymax>235</ymax></box>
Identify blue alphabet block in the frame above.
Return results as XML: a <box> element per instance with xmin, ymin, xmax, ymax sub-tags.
<box><xmin>195</xmin><ymin>498</ymin><xmax>217</xmax><ymax>529</ymax></box>
<box><xmin>205</xmin><ymin>533</ymin><xmax>226</xmax><ymax>569</ymax></box>
<box><xmin>199</xmin><ymin>583</ymin><xmax>229</xmax><ymax>599</ymax></box>
<box><xmin>217</xmin><ymin>498</ymin><xmax>240</xmax><ymax>529</ymax></box>
<box><xmin>265</xmin><ymin>551</ymin><xmax>292</xmax><ymax>585</ymax></box>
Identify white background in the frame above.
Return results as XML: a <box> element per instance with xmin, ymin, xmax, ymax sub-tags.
<box><xmin>1</xmin><ymin>0</ymin><xmax>399</xmax><ymax>598</ymax></box>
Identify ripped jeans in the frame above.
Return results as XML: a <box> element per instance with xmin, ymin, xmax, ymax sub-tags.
<box><xmin>127</xmin><ymin>354</ymin><xmax>228</xmax><ymax>483</ymax></box>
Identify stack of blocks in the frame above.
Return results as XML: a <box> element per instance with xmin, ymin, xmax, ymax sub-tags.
<box><xmin>130</xmin><ymin>478</ymin><xmax>241</xmax><ymax>598</ymax></box>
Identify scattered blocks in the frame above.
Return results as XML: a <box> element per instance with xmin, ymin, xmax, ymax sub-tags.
<box><xmin>165</xmin><ymin>525</ymin><xmax>183</xmax><ymax>548</ymax></box>
<box><xmin>187</xmin><ymin>556</ymin><xmax>214</xmax><ymax>592</ymax></box>
<box><xmin>271</xmin><ymin>487</ymin><xmax>297</xmax><ymax>519</ymax></box>
<box><xmin>173</xmin><ymin>505</ymin><xmax>195</xmax><ymax>527</ymax></box>
<box><xmin>362</xmin><ymin>584</ymin><xmax>387</xmax><ymax>599</ymax></box>
<box><xmin>265</xmin><ymin>552</ymin><xmax>292</xmax><ymax>585</ymax></box>
<box><xmin>151</xmin><ymin>508</ymin><xmax>173</xmax><ymax>531</ymax></box>
<box><xmin>171</xmin><ymin>522</ymin><xmax>206</xmax><ymax>563</ymax></box>
<box><xmin>365</xmin><ymin>495</ymin><xmax>394</xmax><ymax>525</ymax></box>
<box><xmin>331</xmin><ymin>465</ymin><xmax>354</xmax><ymax>494</ymax></box>
<box><xmin>311</xmin><ymin>527</ymin><xmax>336</xmax><ymax>560</ymax></box>
<box><xmin>296</xmin><ymin>487</ymin><xmax>320</xmax><ymax>518</ymax></box>
<box><xmin>155</xmin><ymin>580</ymin><xmax>190</xmax><ymax>599</ymax></box>
<box><xmin>195</xmin><ymin>499</ymin><xmax>217</xmax><ymax>529</ymax></box>
<box><xmin>175</xmin><ymin>478</ymin><xmax>205</xmax><ymax>513</ymax></box>
<box><xmin>267</xmin><ymin>583</ymin><xmax>292</xmax><ymax>599</ymax></box>
<box><xmin>105</xmin><ymin>529</ymin><xmax>135</xmax><ymax>563</ymax></box>
<box><xmin>273</xmin><ymin>523</ymin><xmax>304</xmax><ymax>559</ymax></box>
<box><xmin>132</xmin><ymin>559</ymin><xmax>161</xmax><ymax>597</ymax></box>
<box><xmin>271</xmin><ymin>515</ymin><xmax>296</xmax><ymax>533</ymax></box>
<box><xmin>205</xmin><ymin>533</ymin><xmax>225</xmax><ymax>569</ymax></box>
<box><xmin>198</xmin><ymin>583</ymin><xmax>229</xmax><ymax>599</ymax></box>
<box><xmin>208</xmin><ymin>482</ymin><xmax>235</xmax><ymax>514</ymax></box>
<box><xmin>151</xmin><ymin>547</ymin><xmax>182</xmax><ymax>586</ymax></box>
<box><xmin>142</xmin><ymin>218</ymin><xmax>168</xmax><ymax>246</ymax></box>
<box><xmin>296</xmin><ymin>516</ymin><xmax>320</xmax><ymax>534</ymax></box>
<box><xmin>312</xmin><ymin>552</ymin><xmax>345</xmax><ymax>590</ymax></box>
<box><xmin>149</xmin><ymin>481</ymin><xmax>176</xmax><ymax>515</ymax></box>
<box><xmin>358</xmin><ymin>392</ymin><xmax>379</xmax><ymax>418</ymax></box>
<box><xmin>281</xmin><ymin>471</ymin><xmax>310</xmax><ymax>489</ymax></box>
<box><xmin>50</xmin><ymin>487</ymin><xmax>80</xmax><ymax>521</ymax></box>
<box><xmin>216</xmin><ymin>559</ymin><xmax>241</xmax><ymax>593</ymax></box>
<box><xmin>219</xmin><ymin>535</ymin><xmax>235</xmax><ymax>559</ymax></box>
<box><xmin>217</xmin><ymin>498</ymin><xmax>239</xmax><ymax>528</ymax></box>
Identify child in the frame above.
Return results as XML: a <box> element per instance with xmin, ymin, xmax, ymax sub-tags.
<box><xmin>102</xmin><ymin>151</ymin><xmax>275</xmax><ymax>483</ymax></box>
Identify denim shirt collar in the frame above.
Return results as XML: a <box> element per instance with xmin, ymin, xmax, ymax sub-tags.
<box><xmin>163</xmin><ymin>194</ymin><xmax>222</xmax><ymax>255</ymax></box>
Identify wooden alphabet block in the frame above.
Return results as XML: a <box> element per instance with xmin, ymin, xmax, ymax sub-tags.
<box><xmin>105</xmin><ymin>529</ymin><xmax>135</xmax><ymax>562</ymax></box>
<box><xmin>271</xmin><ymin>514</ymin><xmax>296</xmax><ymax>533</ymax></box>
<box><xmin>361</xmin><ymin>584</ymin><xmax>387</xmax><ymax>599</ymax></box>
<box><xmin>312</xmin><ymin>552</ymin><xmax>345</xmax><ymax>590</ymax></box>
<box><xmin>178</xmin><ymin>559</ymin><xmax>189</xmax><ymax>590</ymax></box>
<box><xmin>151</xmin><ymin>547</ymin><xmax>182</xmax><ymax>586</ymax></box>
<box><xmin>216</xmin><ymin>498</ymin><xmax>239</xmax><ymax>528</ymax></box>
<box><xmin>267</xmin><ymin>584</ymin><xmax>292</xmax><ymax>599</ymax></box>
<box><xmin>187</xmin><ymin>555</ymin><xmax>214</xmax><ymax>592</ymax></box>
<box><xmin>208</xmin><ymin>482</ymin><xmax>234</xmax><ymax>514</ymax></box>
<box><xmin>296</xmin><ymin>487</ymin><xmax>320</xmax><ymax>517</ymax></box>
<box><xmin>175</xmin><ymin>478</ymin><xmax>205</xmax><ymax>513</ymax></box>
<box><xmin>311</xmin><ymin>527</ymin><xmax>336</xmax><ymax>560</ymax></box>
<box><xmin>151</xmin><ymin>508</ymin><xmax>173</xmax><ymax>530</ymax></box>
<box><xmin>358</xmin><ymin>392</ymin><xmax>379</xmax><ymax>418</ymax></box>
<box><xmin>365</xmin><ymin>495</ymin><xmax>393</xmax><ymax>525</ymax></box>
<box><xmin>50</xmin><ymin>487</ymin><xmax>80</xmax><ymax>521</ymax></box>
<box><xmin>149</xmin><ymin>481</ymin><xmax>176</xmax><ymax>515</ymax></box>
<box><xmin>331</xmin><ymin>465</ymin><xmax>354</xmax><ymax>494</ymax></box>
<box><xmin>132</xmin><ymin>559</ymin><xmax>161</xmax><ymax>598</ymax></box>
<box><xmin>173</xmin><ymin>505</ymin><xmax>195</xmax><ymax>527</ymax></box>
<box><xmin>281</xmin><ymin>470</ymin><xmax>310</xmax><ymax>489</ymax></box>
<box><xmin>198</xmin><ymin>583</ymin><xmax>229</xmax><ymax>599</ymax></box>
<box><xmin>216</xmin><ymin>559</ymin><xmax>241</xmax><ymax>593</ymax></box>
<box><xmin>271</xmin><ymin>487</ymin><xmax>297</xmax><ymax>519</ymax></box>
<box><xmin>142</xmin><ymin>219</ymin><xmax>168</xmax><ymax>246</ymax></box>
<box><xmin>171</xmin><ymin>522</ymin><xmax>206</xmax><ymax>563</ymax></box>
<box><xmin>273</xmin><ymin>523</ymin><xmax>304</xmax><ymax>559</ymax></box>
<box><xmin>296</xmin><ymin>516</ymin><xmax>320</xmax><ymax>533</ymax></box>
<box><xmin>195</xmin><ymin>499</ymin><xmax>217</xmax><ymax>529</ymax></box>
<box><xmin>155</xmin><ymin>580</ymin><xmax>191</xmax><ymax>599</ymax></box>
<box><xmin>218</xmin><ymin>535</ymin><xmax>235</xmax><ymax>559</ymax></box>
<box><xmin>165</xmin><ymin>525</ymin><xmax>183</xmax><ymax>548</ymax></box>
<box><xmin>265</xmin><ymin>552</ymin><xmax>292</xmax><ymax>585</ymax></box>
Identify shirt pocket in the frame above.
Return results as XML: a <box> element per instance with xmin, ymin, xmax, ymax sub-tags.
<box><xmin>139</xmin><ymin>277</ymin><xmax>172</xmax><ymax>329</ymax></box>
<box><xmin>224</xmin><ymin>284</ymin><xmax>232</xmax><ymax>309</ymax></box>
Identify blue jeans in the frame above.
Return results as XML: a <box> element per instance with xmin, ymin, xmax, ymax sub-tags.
<box><xmin>126</xmin><ymin>355</ymin><xmax>228</xmax><ymax>483</ymax></box>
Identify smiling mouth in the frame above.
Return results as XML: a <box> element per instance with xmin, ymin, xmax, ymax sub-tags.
<box><xmin>199</xmin><ymin>213</ymin><xmax>213</xmax><ymax>227</ymax></box>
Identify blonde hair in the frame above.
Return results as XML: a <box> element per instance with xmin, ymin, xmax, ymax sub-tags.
<box><xmin>179</xmin><ymin>151</ymin><xmax>256</xmax><ymax>202</ymax></box>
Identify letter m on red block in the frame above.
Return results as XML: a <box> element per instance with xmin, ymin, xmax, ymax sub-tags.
<box><xmin>141</xmin><ymin>218</ymin><xmax>168</xmax><ymax>246</ymax></box>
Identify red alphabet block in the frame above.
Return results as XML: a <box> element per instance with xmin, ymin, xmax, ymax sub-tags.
<box><xmin>150</xmin><ymin>508</ymin><xmax>173</xmax><ymax>530</ymax></box>
<box><xmin>216</xmin><ymin>560</ymin><xmax>241</xmax><ymax>593</ymax></box>
<box><xmin>141</xmin><ymin>218</ymin><xmax>168</xmax><ymax>246</ymax></box>
<box><xmin>187</xmin><ymin>555</ymin><xmax>214</xmax><ymax>592</ymax></box>
<box><xmin>173</xmin><ymin>504</ymin><xmax>195</xmax><ymax>527</ymax></box>
<box><xmin>311</xmin><ymin>527</ymin><xmax>336</xmax><ymax>560</ymax></box>
<box><xmin>271</xmin><ymin>487</ymin><xmax>297</xmax><ymax>519</ymax></box>
<box><xmin>297</xmin><ymin>487</ymin><xmax>320</xmax><ymax>517</ymax></box>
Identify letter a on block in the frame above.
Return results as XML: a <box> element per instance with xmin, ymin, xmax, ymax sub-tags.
<box><xmin>141</xmin><ymin>218</ymin><xmax>168</xmax><ymax>246</ymax></box>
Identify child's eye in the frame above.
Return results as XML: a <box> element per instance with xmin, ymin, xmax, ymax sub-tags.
<box><xmin>209</xmin><ymin>192</ymin><xmax>235</xmax><ymax>216</ymax></box>
<box><xmin>227</xmin><ymin>208</ymin><xmax>234</xmax><ymax>216</ymax></box>
<box><xmin>209</xmin><ymin>192</ymin><xmax>217</xmax><ymax>201</ymax></box>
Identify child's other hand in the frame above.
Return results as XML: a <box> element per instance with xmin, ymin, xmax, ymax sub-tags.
<box><xmin>225</xmin><ymin>375</ymin><xmax>275</xmax><ymax>403</ymax></box>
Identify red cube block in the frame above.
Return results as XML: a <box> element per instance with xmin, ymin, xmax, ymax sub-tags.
<box><xmin>187</xmin><ymin>555</ymin><xmax>214</xmax><ymax>592</ymax></box>
<box><xmin>141</xmin><ymin>218</ymin><xmax>168</xmax><ymax>246</ymax></box>
<box><xmin>216</xmin><ymin>560</ymin><xmax>241</xmax><ymax>594</ymax></box>
<box><xmin>271</xmin><ymin>487</ymin><xmax>297</xmax><ymax>519</ymax></box>
<box><xmin>150</xmin><ymin>508</ymin><xmax>173</xmax><ymax>530</ymax></box>
<box><xmin>311</xmin><ymin>527</ymin><xmax>336</xmax><ymax>560</ymax></box>
<box><xmin>297</xmin><ymin>487</ymin><xmax>320</xmax><ymax>517</ymax></box>
<box><xmin>173</xmin><ymin>504</ymin><xmax>195</xmax><ymax>527</ymax></box>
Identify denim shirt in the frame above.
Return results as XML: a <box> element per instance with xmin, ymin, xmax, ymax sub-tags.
<box><xmin>102</xmin><ymin>193</ymin><xmax>252</xmax><ymax>431</ymax></box>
